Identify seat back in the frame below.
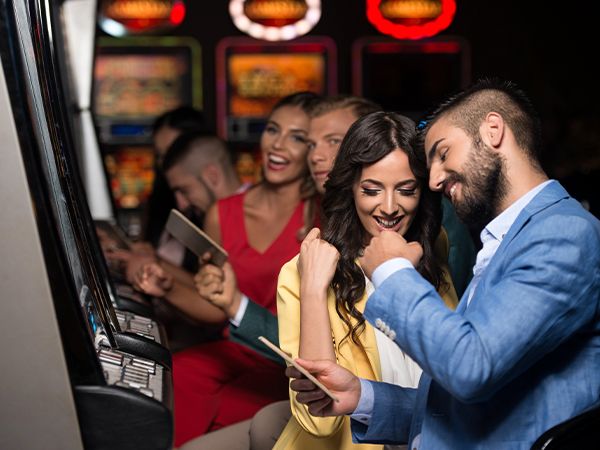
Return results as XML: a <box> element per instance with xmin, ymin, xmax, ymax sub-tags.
<box><xmin>531</xmin><ymin>402</ymin><xmax>600</xmax><ymax>449</ymax></box>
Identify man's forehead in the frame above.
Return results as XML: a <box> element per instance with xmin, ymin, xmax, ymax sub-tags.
<box><xmin>309</xmin><ymin>108</ymin><xmax>357</xmax><ymax>135</ymax></box>
<box><xmin>424</xmin><ymin>121</ymin><xmax>439</xmax><ymax>144</ymax></box>
<box><xmin>166</xmin><ymin>165</ymin><xmax>193</xmax><ymax>183</ymax></box>
<box><xmin>424</xmin><ymin>117</ymin><xmax>454</xmax><ymax>142</ymax></box>
<box><xmin>423</xmin><ymin>119</ymin><xmax>452</xmax><ymax>164</ymax></box>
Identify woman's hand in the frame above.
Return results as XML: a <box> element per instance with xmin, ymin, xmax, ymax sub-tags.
<box><xmin>133</xmin><ymin>262</ymin><xmax>173</xmax><ymax>297</ymax></box>
<box><xmin>194</xmin><ymin>259</ymin><xmax>242</xmax><ymax>319</ymax></box>
<box><xmin>298</xmin><ymin>228</ymin><xmax>340</xmax><ymax>296</ymax></box>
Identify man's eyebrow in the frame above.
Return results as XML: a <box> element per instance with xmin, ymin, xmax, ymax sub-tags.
<box><xmin>427</xmin><ymin>138</ymin><xmax>444</xmax><ymax>164</ymax></box>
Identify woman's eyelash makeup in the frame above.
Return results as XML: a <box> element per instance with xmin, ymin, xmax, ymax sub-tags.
<box><xmin>361</xmin><ymin>187</ymin><xmax>379</xmax><ymax>196</ymax></box>
<box><xmin>360</xmin><ymin>186</ymin><xmax>418</xmax><ymax>196</ymax></box>
<box><xmin>399</xmin><ymin>188</ymin><xmax>417</xmax><ymax>196</ymax></box>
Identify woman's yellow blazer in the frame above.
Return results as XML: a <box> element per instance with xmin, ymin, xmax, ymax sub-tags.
<box><xmin>274</xmin><ymin>229</ymin><xmax>458</xmax><ymax>450</ymax></box>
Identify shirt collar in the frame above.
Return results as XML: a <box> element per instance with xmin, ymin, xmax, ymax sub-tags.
<box><xmin>482</xmin><ymin>180</ymin><xmax>553</xmax><ymax>244</ymax></box>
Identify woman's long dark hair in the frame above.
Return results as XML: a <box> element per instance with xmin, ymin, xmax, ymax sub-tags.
<box><xmin>322</xmin><ymin>111</ymin><xmax>445</xmax><ymax>348</ymax></box>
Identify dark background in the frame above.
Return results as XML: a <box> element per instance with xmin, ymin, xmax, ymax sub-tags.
<box><xmin>99</xmin><ymin>1</ymin><xmax>599</xmax><ymax>216</ymax></box>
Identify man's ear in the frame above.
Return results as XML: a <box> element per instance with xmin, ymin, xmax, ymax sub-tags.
<box><xmin>201</xmin><ymin>163</ymin><xmax>220</xmax><ymax>188</ymax></box>
<box><xmin>482</xmin><ymin>112</ymin><xmax>505</xmax><ymax>148</ymax></box>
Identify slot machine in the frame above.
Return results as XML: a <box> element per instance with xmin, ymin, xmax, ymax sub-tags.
<box><xmin>45</xmin><ymin>0</ymin><xmax>172</xmax><ymax>350</ymax></box>
<box><xmin>0</xmin><ymin>0</ymin><xmax>173</xmax><ymax>447</ymax></box>
<box><xmin>88</xmin><ymin>37</ymin><xmax>213</xmax><ymax>349</ymax></box>
<box><xmin>92</xmin><ymin>36</ymin><xmax>203</xmax><ymax>237</ymax></box>
<box><xmin>57</xmin><ymin>0</ymin><xmax>183</xmax><ymax>333</ymax></box>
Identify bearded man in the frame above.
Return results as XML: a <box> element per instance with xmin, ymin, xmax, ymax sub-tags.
<box><xmin>286</xmin><ymin>78</ymin><xmax>600</xmax><ymax>450</ymax></box>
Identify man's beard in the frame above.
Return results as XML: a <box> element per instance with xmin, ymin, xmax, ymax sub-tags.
<box><xmin>451</xmin><ymin>139</ymin><xmax>508</xmax><ymax>232</ymax></box>
<box><xmin>182</xmin><ymin>206</ymin><xmax>204</xmax><ymax>230</ymax></box>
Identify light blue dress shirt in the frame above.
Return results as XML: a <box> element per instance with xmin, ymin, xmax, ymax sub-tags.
<box><xmin>229</xmin><ymin>294</ymin><xmax>249</xmax><ymax>327</ymax></box>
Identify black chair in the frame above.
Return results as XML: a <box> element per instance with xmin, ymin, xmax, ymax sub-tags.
<box><xmin>531</xmin><ymin>402</ymin><xmax>600</xmax><ymax>449</ymax></box>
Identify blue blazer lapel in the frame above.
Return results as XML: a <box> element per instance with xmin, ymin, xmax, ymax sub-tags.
<box><xmin>500</xmin><ymin>181</ymin><xmax>569</xmax><ymax>249</ymax></box>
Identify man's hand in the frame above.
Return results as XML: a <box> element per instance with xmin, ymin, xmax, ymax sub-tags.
<box><xmin>287</xmin><ymin>359</ymin><xmax>362</xmax><ymax>417</ymax></box>
<box><xmin>194</xmin><ymin>259</ymin><xmax>241</xmax><ymax>319</ymax></box>
<box><xmin>360</xmin><ymin>231</ymin><xmax>423</xmax><ymax>279</ymax></box>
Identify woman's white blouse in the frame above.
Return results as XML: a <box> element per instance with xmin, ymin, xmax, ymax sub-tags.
<box><xmin>366</xmin><ymin>278</ymin><xmax>422</xmax><ymax>388</ymax></box>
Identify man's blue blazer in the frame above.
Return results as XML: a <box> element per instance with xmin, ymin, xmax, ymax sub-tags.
<box><xmin>353</xmin><ymin>181</ymin><xmax>600</xmax><ymax>449</ymax></box>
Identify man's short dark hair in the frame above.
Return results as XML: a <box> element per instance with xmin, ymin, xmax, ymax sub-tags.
<box><xmin>162</xmin><ymin>131</ymin><xmax>232</xmax><ymax>173</ymax></box>
<box><xmin>421</xmin><ymin>78</ymin><xmax>543</xmax><ymax>163</ymax></box>
<box><xmin>152</xmin><ymin>106</ymin><xmax>211</xmax><ymax>136</ymax></box>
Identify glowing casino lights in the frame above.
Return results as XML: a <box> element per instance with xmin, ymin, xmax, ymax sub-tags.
<box><xmin>229</xmin><ymin>0</ymin><xmax>321</xmax><ymax>41</ymax></box>
<box><xmin>367</xmin><ymin>0</ymin><xmax>456</xmax><ymax>40</ymax></box>
<box><xmin>99</xmin><ymin>0</ymin><xmax>187</xmax><ymax>37</ymax></box>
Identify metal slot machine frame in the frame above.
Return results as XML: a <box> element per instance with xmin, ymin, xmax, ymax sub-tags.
<box><xmin>30</xmin><ymin>0</ymin><xmax>172</xmax><ymax>367</ymax></box>
<box><xmin>0</xmin><ymin>0</ymin><xmax>173</xmax><ymax>448</ymax></box>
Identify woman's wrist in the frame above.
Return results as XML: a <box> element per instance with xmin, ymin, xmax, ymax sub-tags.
<box><xmin>300</xmin><ymin>284</ymin><xmax>329</xmax><ymax>303</ymax></box>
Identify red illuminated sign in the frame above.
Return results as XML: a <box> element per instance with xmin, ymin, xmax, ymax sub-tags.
<box><xmin>99</xmin><ymin>0</ymin><xmax>186</xmax><ymax>36</ymax></box>
<box><xmin>366</xmin><ymin>0</ymin><xmax>456</xmax><ymax>40</ymax></box>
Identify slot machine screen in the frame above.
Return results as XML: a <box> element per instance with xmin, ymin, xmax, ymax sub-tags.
<box><xmin>103</xmin><ymin>145</ymin><xmax>155</xmax><ymax>209</ymax></box>
<box><xmin>92</xmin><ymin>38</ymin><xmax>201</xmax><ymax>222</ymax></box>
<box><xmin>93</xmin><ymin>38</ymin><xmax>201</xmax><ymax>143</ymax></box>
<box><xmin>94</xmin><ymin>53</ymin><xmax>188</xmax><ymax>130</ymax></box>
<box><xmin>217</xmin><ymin>37</ymin><xmax>337</xmax><ymax>144</ymax></box>
<box><xmin>353</xmin><ymin>38</ymin><xmax>470</xmax><ymax>119</ymax></box>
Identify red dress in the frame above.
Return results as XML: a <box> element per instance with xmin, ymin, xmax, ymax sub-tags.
<box><xmin>173</xmin><ymin>191</ymin><xmax>305</xmax><ymax>446</ymax></box>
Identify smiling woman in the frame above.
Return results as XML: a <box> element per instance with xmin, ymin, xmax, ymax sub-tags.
<box><xmin>321</xmin><ymin>111</ymin><xmax>449</xmax><ymax>332</ymax></box>
<box><xmin>167</xmin><ymin>91</ymin><xmax>321</xmax><ymax>447</ymax></box>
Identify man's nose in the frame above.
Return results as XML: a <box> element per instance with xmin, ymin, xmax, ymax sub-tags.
<box><xmin>309</xmin><ymin>144</ymin><xmax>326</xmax><ymax>163</ymax></box>
<box><xmin>175</xmin><ymin>191</ymin><xmax>190</xmax><ymax>211</ymax></box>
<box><xmin>429</xmin><ymin>163</ymin><xmax>445</xmax><ymax>192</ymax></box>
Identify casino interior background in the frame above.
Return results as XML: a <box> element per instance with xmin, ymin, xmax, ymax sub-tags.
<box><xmin>0</xmin><ymin>1</ymin><xmax>598</xmax><ymax>449</ymax></box>
<box><xmin>89</xmin><ymin>0</ymin><xmax>599</xmax><ymax>230</ymax></box>
<box><xmin>175</xmin><ymin>0</ymin><xmax>599</xmax><ymax>218</ymax></box>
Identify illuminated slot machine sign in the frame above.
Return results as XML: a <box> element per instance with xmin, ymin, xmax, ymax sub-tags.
<box><xmin>93</xmin><ymin>37</ymin><xmax>201</xmax><ymax>215</ymax></box>
<box><xmin>217</xmin><ymin>36</ymin><xmax>337</xmax><ymax>144</ymax></box>
<box><xmin>352</xmin><ymin>36</ymin><xmax>470</xmax><ymax>120</ymax></box>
